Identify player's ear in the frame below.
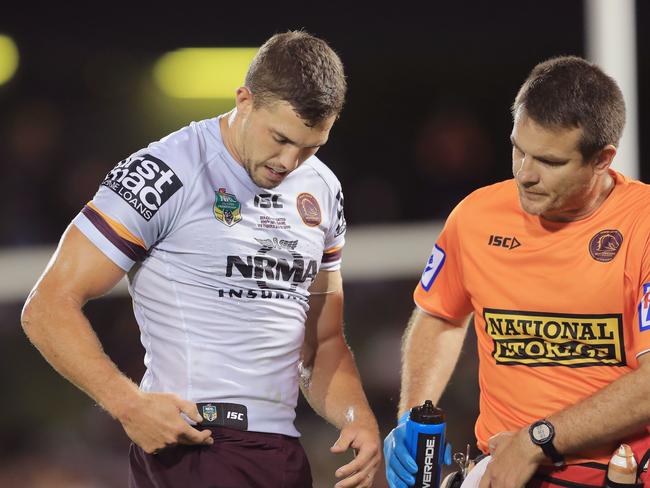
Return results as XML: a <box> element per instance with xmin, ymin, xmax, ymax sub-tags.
<box><xmin>235</xmin><ymin>87</ymin><xmax>254</xmax><ymax>115</ymax></box>
<box><xmin>590</xmin><ymin>144</ymin><xmax>616</xmax><ymax>175</ymax></box>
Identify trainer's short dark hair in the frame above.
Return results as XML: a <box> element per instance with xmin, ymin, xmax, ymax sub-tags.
<box><xmin>512</xmin><ymin>56</ymin><xmax>625</xmax><ymax>160</ymax></box>
<box><xmin>245</xmin><ymin>30</ymin><xmax>347</xmax><ymax>127</ymax></box>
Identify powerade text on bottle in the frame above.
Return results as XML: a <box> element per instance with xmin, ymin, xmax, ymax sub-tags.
<box><xmin>405</xmin><ymin>400</ymin><xmax>449</xmax><ymax>488</ymax></box>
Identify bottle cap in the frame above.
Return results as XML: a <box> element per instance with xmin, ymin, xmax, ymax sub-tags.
<box><xmin>410</xmin><ymin>400</ymin><xmax>444</xmax><ymax>424</ymax></box>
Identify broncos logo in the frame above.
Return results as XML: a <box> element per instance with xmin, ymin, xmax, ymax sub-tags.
<box><xmin>596</xmin><ymin>234</ymin><xmax>619</xmax><ymax>251</ymax></box>
<box><xmin>589</xmin><ymin>230</ymin><xmax>623</xmax><ymax>262</ymax></box>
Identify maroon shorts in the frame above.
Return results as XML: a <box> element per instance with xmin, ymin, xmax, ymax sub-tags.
<box><xmin>128</xmin><ymin>426</ymin><xmax>313</xmax><ymax>488</ymax></box>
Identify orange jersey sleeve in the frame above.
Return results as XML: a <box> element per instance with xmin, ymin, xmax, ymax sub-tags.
<box><xmin>414</xmin><ymin>201</ymin><xmax>473</xmax><ymax>322</ymax></box>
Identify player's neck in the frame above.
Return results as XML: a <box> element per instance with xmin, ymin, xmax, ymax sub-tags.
<box><xmin>220</xmin><ymin>110</ymin><xmax>245</xmax><ymax>165</ymax></box>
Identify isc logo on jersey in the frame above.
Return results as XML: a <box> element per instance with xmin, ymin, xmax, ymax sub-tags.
<box><xmin>101</xmin><ymin>154</ymin><xmax>182</xmax><ymax>221</ymax></box>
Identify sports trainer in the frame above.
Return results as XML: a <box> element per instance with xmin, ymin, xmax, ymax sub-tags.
<box><xmin>21</xmin><ymin>31</ymin><xmax>380</xmax><ymax>488</ymax></box>
<box><xmin>384</xmin><ymin>56</ymin><xmax>650</xmax><ymax>488</ymax></box>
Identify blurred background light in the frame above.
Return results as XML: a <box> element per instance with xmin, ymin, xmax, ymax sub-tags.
<box><xmin>0</xmin><ymin>34</ymin><xmax>19</xmax><ymax>85</ymax></box>
<box><xmin>153</xmin><ymin>47</ymin><xmax>258</xmax><ymax>99</ymax></box>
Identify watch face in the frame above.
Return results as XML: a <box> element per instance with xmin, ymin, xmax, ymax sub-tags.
<box><xmin>532</xmin><ymin>423</ymin><xmax>551</xmax><ymax>442</ymax></box>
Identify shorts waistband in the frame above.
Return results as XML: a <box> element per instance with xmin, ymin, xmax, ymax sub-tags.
<box><xmin>196</xmin><ymin>402</ymin><xmax>248</xmax><ymax>431</ymax></box>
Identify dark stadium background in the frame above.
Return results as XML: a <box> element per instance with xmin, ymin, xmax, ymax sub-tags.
<box><xmin>1</xmin><ymin>2</ymin><xmax>648</xmax><ymax>486</ymax></box>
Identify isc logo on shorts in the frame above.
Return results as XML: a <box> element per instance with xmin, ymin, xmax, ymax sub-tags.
<box><xmin>639</xmin><ymin>283</ymin><xmax>650</xmax><ymax>331</ymax></box>
<box><xmin>101</xmin><ymin>154</ymin><xmax>182</xmax><ymax>221</ymax></box>
<box><xmin>420</xmin><ymin>244</ymin><xmax>446</xmax><ymax>291</ymax></box>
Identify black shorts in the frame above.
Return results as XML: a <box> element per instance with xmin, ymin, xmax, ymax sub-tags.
<box><xmin>129</xmin><ymin>426</ymin><xmax>313</xmax><ymax>488</ymax></box>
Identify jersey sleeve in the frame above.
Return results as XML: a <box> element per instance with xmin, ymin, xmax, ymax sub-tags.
<box><xmin>72</xmin><ymin>151</ymin><xmax>185</xmax><ymax>271</ymax></box>
<box><xmin>413</xmin><ymin>202</ymin><xmax>472</xmax><ymax>322</ymax></box>
<box><xmin>320</xmin><ymin>185</ymin><xmax>346</xmax><ymax>271</ymax></box>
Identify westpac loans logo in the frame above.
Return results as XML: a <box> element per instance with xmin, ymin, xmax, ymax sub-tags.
<box><xmin>101</xmin><ymin>154</ymin><xmax>182</xmax><ymax>221</ymax></box>
<box><xmin>639</xmin><ymin>283</ymin><xmax>650</xmax><ymax>331</ymax></box>
<box><xmin>484</xmin><ymin>309</ymin><xmax>625</xmax><ymax>367</ymax></box>
<box><xmin>420</xmin><ymin>244</ymin><xmax>446</xmax><ymax>291</ymax></box>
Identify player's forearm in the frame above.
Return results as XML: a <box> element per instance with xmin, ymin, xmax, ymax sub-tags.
<box><xmin>398</xmin><ymin>308</ymin><xmax>469</xmax><ymax>418</ymax></box>
<box><xmin>546</xmin><ymin>357</ymin><xmax>650</xmax><ymax>456</ymax></box>
<box><xmin>21</xmin><ymin>289</ymin><xmax>141</xmax><ymax>419</ymax></box>
<box><xmin>303</xmin><ymin>337</ymin><xmax>377</xmax><ymax>431</ymax></box>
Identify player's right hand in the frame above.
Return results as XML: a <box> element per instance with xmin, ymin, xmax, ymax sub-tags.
<box><xmin>115</xmin><ymin>391</ymin><xmax>214</xmax><ymax>454</ymax></box>
<box><xmin>383</xmin><ymin>416</ymin><xmax>418</xmax><ymax>488</ymax></box>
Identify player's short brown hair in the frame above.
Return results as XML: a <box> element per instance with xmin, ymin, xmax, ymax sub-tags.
<box><xmin>512</xmin><ymin>56</ymin><xmax>625</xmax><ymax>160</ymax></box>
<box><xmin>245</xmin><ymin>30</ymin><xmax>347</xmax><ymax>127</ymax></box>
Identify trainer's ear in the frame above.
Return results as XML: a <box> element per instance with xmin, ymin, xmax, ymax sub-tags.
<box><xmin>591</xmin><ymin>144</ymin><xmax>616</xmax><ymax>174</ymax></box>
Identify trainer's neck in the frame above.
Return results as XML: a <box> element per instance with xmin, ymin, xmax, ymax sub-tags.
<box><xmin>543</xmin><ymin>172</ymin><xmax>615</xmax><ymax>222</ymax></box>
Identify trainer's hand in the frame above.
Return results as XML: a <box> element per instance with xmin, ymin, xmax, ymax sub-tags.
<box><xmin>115</xmin><ymin>391</ymin><xmax>214</xmax><ymax>454</ymax></box>
<box><xmin>383</xmin><ymin>418</ymin><xmax>417</xmax><ymax>488</ymax></box>
<box><xmin>479</xmin><ymin>429</ymin><xmax>544</xmax><ymax>488</ymax></box>
<box><xmin>330</xmin><ymin>421</ymin><xmax>381</xmax><ymax>488</ymax></box>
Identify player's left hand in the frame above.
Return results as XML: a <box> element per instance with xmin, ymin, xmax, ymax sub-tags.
<box><xmin>330</xmin><ymin>421</ymin><xmax>381</xmax><ymax>487</ymax></box>
<box><xmin>479</xmin><ymin>429</ymin><xmax>545</xmax><ymax>488</ymax></box>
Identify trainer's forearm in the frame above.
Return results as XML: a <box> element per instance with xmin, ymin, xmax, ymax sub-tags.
<box><xmin>303</xmin><ymin>337</ymin><xmax>377</xmax><ymax>430</ymax></box>
<box><xmin>398</xmin><ymin>308</ymin><xmax>469</xmax><ymax>418</ymax></box>
<box><xmin>548</xmin><ymin>355</ymin><xmax>650</xmax><ymax>456</ymax></box>
<box><xmin>21</xmin><ymin>289</ymin><xmax>141</xmax><ymax>418</ymax></box>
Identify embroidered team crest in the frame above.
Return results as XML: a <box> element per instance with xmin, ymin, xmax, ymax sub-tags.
<box><xmin>296</xmin><ymin>193</ymin><xmax>321</xmax><ymax>227</ymax></box>
<box><xmin>589</xmin><ymin>229</ymin><xmax>623</xmax><ymax>262</ymax></box>
<box><xmin>214</xmin><ymin>188</ymin><xmax>242</xmax><ymax>227</ymax></box>
<box><xmin>202</xmin><ymin>404</ymin><xmax>217</xmax><ymax>422</ymax></box>
<box><xmin>639</xmin><ymin>283</ymin><xmax>650</xmax><ymax>331</ymax></box>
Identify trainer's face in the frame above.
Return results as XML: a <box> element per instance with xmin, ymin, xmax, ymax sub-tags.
<box><xmin>235</xmin><ymin>89</ymin><xmax>335</xmax><ymax>189</ymax></box>
<box><xmin>511</xmin><ymin>110</ymin><xmax>602</xmax><ymax>221</ymax></box>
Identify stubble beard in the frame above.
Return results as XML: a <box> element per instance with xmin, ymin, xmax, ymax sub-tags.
<box><xmin>517</xmin><ymin>188</ymin><xmax>548</xmax><ymax>217</ymax></box>
<box><xmin>244</xmin><ymin>159</ymin><xmax>281</xmax><ymax>189</ymax></box>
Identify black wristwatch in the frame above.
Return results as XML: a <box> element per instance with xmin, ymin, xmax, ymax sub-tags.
<box><xmin>528</xmin><ymin>419</ymin><xmax>565</xmax><ymax>466</ymax></box>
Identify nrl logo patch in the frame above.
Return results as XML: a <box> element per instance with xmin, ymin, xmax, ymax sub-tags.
<box><xmin>202</xmin><ymin>404</ymin><xmax>217</xmax><ymax>422</ymax></box>
<box><xmin>214</xmin><ymin>188</ymin><xmax>242</xmax><ymax>227</ymax></box>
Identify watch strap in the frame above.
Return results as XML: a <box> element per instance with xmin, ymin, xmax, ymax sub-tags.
<box><xmin>529</xmin><ymin>419</ymin><xmax>565</xmax><ymax>467</ymax></box>
<box><xmin>540</xmin><ymin>437</ymin><xmax>565</xmax><ymax>466</ymax></box>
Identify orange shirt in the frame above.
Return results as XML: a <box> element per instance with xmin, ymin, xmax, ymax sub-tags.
<box><xmin>414</xmin><ymin>171</ymin><xmax>650</xmax><ymax>463</ymax></box>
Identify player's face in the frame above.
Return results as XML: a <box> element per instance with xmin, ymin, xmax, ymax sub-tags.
<box><xmin>511</xmin><ymin>111</ymin><xmax>603</xmax><ymax>221</ymax></box>
<box><xmin>237</xmin><ymin>96</ymin><xmax>335</xmax><ymax>189</ymax></box>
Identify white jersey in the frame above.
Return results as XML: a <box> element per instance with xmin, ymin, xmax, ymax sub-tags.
<box><xmin>73</xmin><ymin>115</ymin><xmax>346</xmax><ymax>437</ymax></box>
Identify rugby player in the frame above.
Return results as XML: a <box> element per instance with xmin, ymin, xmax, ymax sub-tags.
<box><xmin>21</xmin><ymin>31</ymin><xmax>380</xmax><ymax>487</ymax></box>
<box><xmin>384</xmin><ymin>56</ymin><xmax>650</xmax><ymax>488</ymax></box>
